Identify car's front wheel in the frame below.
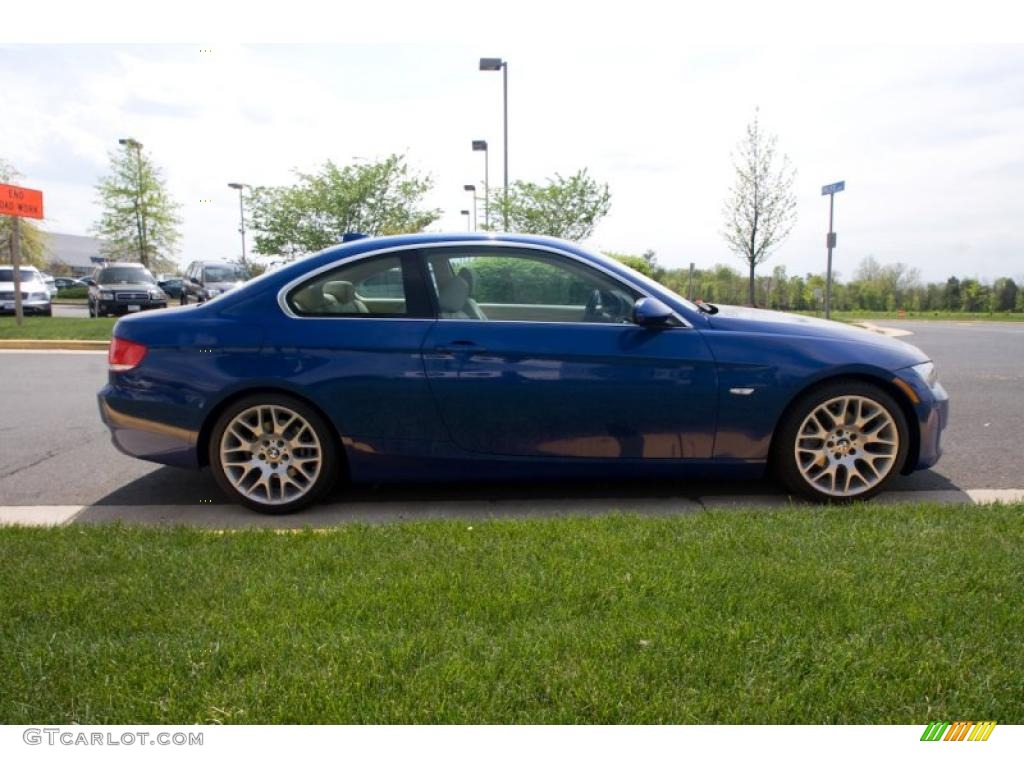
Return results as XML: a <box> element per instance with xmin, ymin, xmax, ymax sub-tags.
<box><xmin>209</xmin><ymin>394</ymin><xmax>338</xmax><ymax>514</ymax></box>
<box><xmin>774</xmin><ymin>381</ymin><xmax>909</xmax><ymax>502</ymax></box>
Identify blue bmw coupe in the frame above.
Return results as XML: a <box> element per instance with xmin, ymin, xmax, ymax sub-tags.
<box><xmin>98</xmin><ymin>233</ymin><xmax>948</xmax><ymax>513</ymax></box>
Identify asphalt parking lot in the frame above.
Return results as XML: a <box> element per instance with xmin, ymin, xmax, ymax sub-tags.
<box><xmin>1</xmin><ymin>320</ymin><xmax>1021</xmax><ymax>526</ymax></box>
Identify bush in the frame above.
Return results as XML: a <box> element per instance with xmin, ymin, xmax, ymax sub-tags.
<box><xmin>57</xmin><ymin>286</ymin><xmax>88</xmax><ymax>299</ymax></box>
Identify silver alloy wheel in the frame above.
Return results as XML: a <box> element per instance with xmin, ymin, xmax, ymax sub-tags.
<box><xmin>794</xmin><ymin>395</ymin><xmax>900</xmax><ymax>497</ymax></box>
<box><xmin>219</xmin><ymin>404</ymin><xmax>323</xmax><ymax>505</ymax></box>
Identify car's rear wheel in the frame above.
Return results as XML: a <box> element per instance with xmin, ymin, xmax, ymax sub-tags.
<box><xmin>180</xmin><ymin>293</ymin><xmax>187</xmax><ymax>306</ymax></box>
<box><xmin>209</xmin><ymin>394</ymin><xmax>338</xmax><ymax>514</ymax></box>
<box><xmin>774</xmin><ymin>381</ymin><xmax>909</xmax><ymax>502</ymax></box>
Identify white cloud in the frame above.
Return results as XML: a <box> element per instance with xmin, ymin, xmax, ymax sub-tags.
<box><xmin>2</xmin><ymin>43</ymin><xmax>1022</xmax><ymax>281</ymax></box>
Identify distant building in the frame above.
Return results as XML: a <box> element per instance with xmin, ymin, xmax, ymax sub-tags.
<box><xmin>44</xmin><ymin>233</ymin><xmax>108</xmax><ymax>277</ymax></box>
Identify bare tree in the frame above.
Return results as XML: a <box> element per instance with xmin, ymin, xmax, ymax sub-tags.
<box><xmin>722</xmin><ymin>109</ymin><xmax>797</xmax><ymax>306</ymax></box>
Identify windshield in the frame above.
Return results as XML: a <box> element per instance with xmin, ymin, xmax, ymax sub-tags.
<box><xmin>97</xmin><ymin>267</ymin><xmax>156</xmax><ymax>285</ymax></box>
<box><xmin>0</xmin><ymin>268</ymin><xmax>40</xmax><ymax>283</ymax></box>
<box><xmin>204</xmin><ymin>266</ymin><xmax>243</xmax><ymax>282</ymax></box>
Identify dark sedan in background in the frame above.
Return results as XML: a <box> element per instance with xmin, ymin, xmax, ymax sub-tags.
<box><xmin>88</xmin><ymin>263</ymin><xmax>168</xmax><ymax>317</ymax></box>
<box><xmin>181</xmin><ymin>260</ymin><xmax>247</xmax><ymax>304</ymax></box>
<box><xmin>98</xmin><ymin>233</ymin><xmax>948</xmax><ymax>514</ymax></box>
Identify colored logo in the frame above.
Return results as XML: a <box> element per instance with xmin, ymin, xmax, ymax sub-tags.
<box><xmin>920</xmin><ymin>721</ymin><xmax>996</xmax><ymax>741</ymax></box>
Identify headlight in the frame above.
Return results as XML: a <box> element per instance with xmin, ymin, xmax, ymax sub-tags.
<box><xmin>205</xmin><ymin>288</ymin><xmax>221</xmax><ymax>298</ymax></box>
<box><xmin>911</xmin><ymin>361</ymin><xmax>938</xmax><ymax>388</ymax></box>
<box><xmin>100</xmin><ymin>291</ymin><xmax>114</xmax><ymax>300</ymax></box>
<box><xmin>149</xmin><ymin>289</ymin><xmax>165</xmax><ymax>300</ymax></box>
<box><xmin>29</xmin><ymin>292</ymin><xmax>48</xmax><ymax>301</ymax></box>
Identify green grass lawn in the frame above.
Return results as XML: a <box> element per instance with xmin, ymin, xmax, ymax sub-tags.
<box><xmin>0</xmin><ymin>316</ymin><xmax>115</xmax><ymax>340</ymax></box>
<box><xmin>2</xmin><ymin>504</ymin><xmax>1022</xmax><ymax>724</ymax></box>
<box><xmin>797</xmin><ymin>309</ymin><xmax>1024</xmax><ymax>322</ymax></box>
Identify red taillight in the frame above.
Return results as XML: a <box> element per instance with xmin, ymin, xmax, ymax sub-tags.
<box><xmin>109</xmin><ymin>337</ymin><xmax>148</xmax><ymax>372</ymax></box>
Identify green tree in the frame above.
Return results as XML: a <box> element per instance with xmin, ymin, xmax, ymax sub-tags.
<box><xmin>493</xmin><ymin>169</ymin><xmax>611</xmax><ymax>241</ymax></box>
<box><xmin>0</xmin><ymin>159</ymin><xmax>49</xmax><ymax>268</ymax></box>
<box><xmin>722</xmin><ymin>109</ymin><xmax>798</xmax><ymax>307</ymax></box>
<box><xmin>604</xmin><ymin>251</ymin><xmax>655</xmax><ymax>277</ymax></box>
<box><xmin>991</xmin><ymin>277</ymin><xmax>1018</xmax><ymax>312</ymax></box>
<box><xmin>247</xmin><ymin>155</ymin><xmax>439</xmax><ymax>259</ymax></box>
<box><xmin>92</xmin><ymin>142</ymin><xmax>181</xmax><ymax>270</ymax></box>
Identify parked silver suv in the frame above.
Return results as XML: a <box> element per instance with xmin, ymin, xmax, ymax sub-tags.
<box><xmin>0</xmin><ymin>265</ymin><xmax>53</xmax><ymax>316</ymax></box>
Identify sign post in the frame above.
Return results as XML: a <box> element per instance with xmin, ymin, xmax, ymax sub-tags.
<box><xmin>821</xmin><ymin>180</ymin><xmax>845</xmax><ymax>320</ymax></box>
<box><xmin>1</xmin><ymin>183</ymin><xmax>45</xmax><ymax>327</ymax></box>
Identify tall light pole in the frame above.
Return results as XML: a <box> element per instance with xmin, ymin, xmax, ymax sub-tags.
<box><xmin>460</xmin><ymin>209</ymin><xmax>471</xmax><ymax>231</ymax></box>
<box><xmin>479</xmin><ymin>57</ymin><xmax>508</xmax><ymax>230</ymax></box>
<box><xmin>118</xmin><ymin>137</ymin><xmax>146</xmax><ymax>265</ymax></box>
<box><xmin>227</xmin><ymin>182</ymin><xmax>248</xmax><ymax>270</ymax></box>
<box><xmin>821</xmin><ymin>180</ymin><xmax>846</xmax><ymax>320</ymax></box>
<box><xmin>472</xmin><ymin>139</ymin><xmax>489</xmax><ymax>228</ymax></box>
<box><xmin>463</xmin><ymin>184</ymin><xmax>478</xmax><ymax>231</ymax></box>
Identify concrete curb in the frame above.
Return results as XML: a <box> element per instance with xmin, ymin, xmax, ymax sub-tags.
<box><xmin>2</xmin><ymin>490</ymin><xmax>1022</xmax><ymax>529</ymax></box>
<box><xmin>0</xmin><ymin>339</ymin><xmax>109</xmax><ymax>351</ymax></box>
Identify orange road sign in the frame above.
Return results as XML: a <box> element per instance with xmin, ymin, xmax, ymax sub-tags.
<box><xmin>0</xmin><ymin>183</ymin><xmax>44</xmax><ymax>219</ymax></box>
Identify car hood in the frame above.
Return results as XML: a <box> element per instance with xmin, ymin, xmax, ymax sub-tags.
<box><xmin>704</xmin><ymin>304</ymin><xmax>929</xmax><ymax>362</ymax></box>
<box><xmin>97</xmin><ymin>282</ymin><xmax>158</xmax><ymax>292</ymax></box>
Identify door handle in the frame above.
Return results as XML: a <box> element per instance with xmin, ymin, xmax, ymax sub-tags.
<box><xmin>433</xmin><ymin>340</ymin><xmax>486</xmax><ymax>354</ymax></box>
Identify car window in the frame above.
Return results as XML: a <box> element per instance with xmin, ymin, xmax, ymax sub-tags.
<box><xmin>98</xmin><ymin>266</ymin><xmax>156</xmax><ymax>284</ymax></box>
<box><xmin>204</xmin><ymin>265</ymin><xmax>242</xmax><ymax>282</ymax></box>
<box><xmin>286</xmin><ymin>255</ymin><xmax>418</xmax><ymax>317</ymax></box>
<box><xmin>0</xmin><ymin>268</ymin><xmax>40</xmax><ymax>282</ymax></box>
<box><xmin>426</xmin><ymin>248</ymin><xmax>640</xmax><ymax>324</ymax></box>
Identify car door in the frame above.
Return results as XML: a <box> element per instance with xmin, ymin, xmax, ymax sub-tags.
<box><xmin>420</xmin><ymin>245</ymin><xmax>718</xmax><ymax>459</ymax></box>
<box><xmin>268</xmin><ymin>250</ymin><xmax>448</xmax><ymax>454</ymax></box>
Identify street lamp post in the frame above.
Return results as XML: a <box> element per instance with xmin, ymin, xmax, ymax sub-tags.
<box><xmin>227</xmin><ymin>182</ymin><xmax>248</xmax><ymax>270</ymax></box>
<box><xmin>118</xmin><ymin>138</ymin><xmax>146</xmax><ymax>265</ymax></box>
<box><xmin>821</xmin><ymin>180</ymin><xmax>846</xmax><ymax>320</ymax></box>
<box><xmin>463</xmin><ymin>184</ymin><xmax>478</xmax><ymax>231</ymax></box>
<box><xmin>460</xmin><ymin>209</ymin><xmax>471</xmax><ymax>231</ymax></box>
<box><xmin>472</xmin><ymin>139</ymin><xmax>489</xmax><ymax>228</ymax></box>
<box><xmin>479</xmin><ymin>57</ymin><xmax>508</xmax><ymax>229</ymax></box>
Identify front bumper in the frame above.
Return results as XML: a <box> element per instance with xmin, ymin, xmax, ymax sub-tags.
<box><xmin>0</xmin><ymin>298</ymin><xmax>51</xmax><ymax>314</ymax></box>
<box><xmin>98</xmin><ymin>299</ymin><xmax>167</xmax><ymax>315</ymax></box>
<box><xmin>894</xmin><ymin>368</ymin><xmax>949</xmax><ymax>472</ymax></box>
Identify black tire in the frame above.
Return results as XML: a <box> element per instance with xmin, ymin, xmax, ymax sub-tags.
<box><xmin>773</xmin><ymin>380</ymin><xmax>909</xmax><ymax>503</ymax></box>
<box><xmin>208</xmin><ymin>393</ymin><xmax>339</xmax><ymax>514</ymax></box>
<box><xmin>42</xmin><ymin>307</ymin><xmax>52</xmax><ymax>317</ymax></box>
<box><xmin>180</xmin><ymin>293</ymin><xmax>187</xmax><ymax>306</ymax></box>
<box><xmin>88</xmin><ymin>300</ymin><xmax>96</xmax><ymax>318</ymax></box>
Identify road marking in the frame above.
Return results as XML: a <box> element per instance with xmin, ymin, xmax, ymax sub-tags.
<box><xmin>854</xmin><ymin>321</ymin><xmax>915</xmax><ymax>338</ymax></box>
<box><xmin>0</xmin><ymin>349</ymin><xmax>107</xmax><ymax>355</ymax></box>
<box><xmin>1</xmin><ymin>490</ymin><xmax>1022</xmax><ymax>528</ymax></box>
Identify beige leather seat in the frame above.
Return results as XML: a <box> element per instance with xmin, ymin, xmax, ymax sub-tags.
<box><xmin>292</xmin><ymin>282</ymin><xmax>338</xmax><ymax>314</ymax></box>
<box><xmin>322</xmin><ymin>280</ymin><xmax>369</xmax><ymax>314</ymax></box>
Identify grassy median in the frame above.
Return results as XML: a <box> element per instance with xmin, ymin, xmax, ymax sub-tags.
<box><xmin>1</xmin><ymin>504</ymin><xmax>1022</xmax><ymax>724</ymax></box>
<box><xmin>0</xmin><ymin>316</ymin><xmax>115</xmax><ymax>340</ymax></box>
<box><xmin>800</xmin><ymin>309</ymin><xmax>1024</xmax><ymax>323</ymax></box>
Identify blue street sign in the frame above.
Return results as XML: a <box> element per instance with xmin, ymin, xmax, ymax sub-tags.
<box><xmin>821</xmin><ymin>180</ymin><xmax>845</xmax><ymax>196</ymax></box>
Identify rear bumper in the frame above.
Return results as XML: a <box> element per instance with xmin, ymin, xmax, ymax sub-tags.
<box><xmin>98</xmin><ymin>386</ymin><xmax>200</xmax><ymax>468</ymax></box>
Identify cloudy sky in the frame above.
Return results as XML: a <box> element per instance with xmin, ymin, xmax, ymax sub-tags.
<box><xmin>2</xmin><ymin>42</ymin><xmax>1022</xmax><ymax>281</ymax></box>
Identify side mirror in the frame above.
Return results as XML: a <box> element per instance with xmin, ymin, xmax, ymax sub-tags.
<box><xmin>632</xmin><ymin>297</ymin><xmax>677</xmax><ymax>328</ymax></box>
